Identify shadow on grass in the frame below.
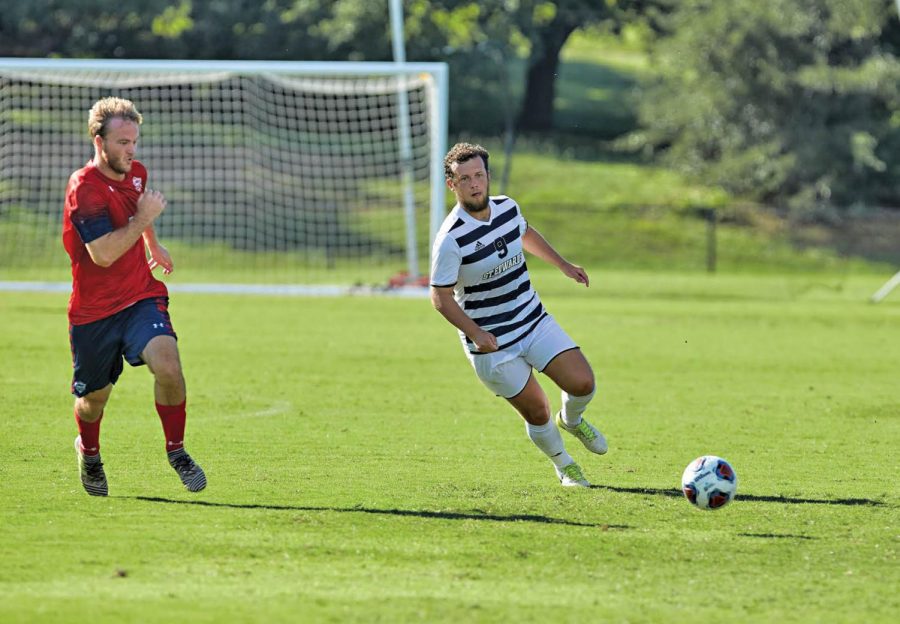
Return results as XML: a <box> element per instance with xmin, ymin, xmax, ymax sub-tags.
<box><xmin>129</xmin><ymin>495</ymin><xmax>629</xmax><ymax>529</ymax></box>
<box><xmin>591</xmin><ymin>485</ymin><xmax>887</xmax><ymax>507</ymax></box>
<box><xmin>738</xmin><ymin>533</ymin><xmax>816</xmax><ymax>540</ymax></box>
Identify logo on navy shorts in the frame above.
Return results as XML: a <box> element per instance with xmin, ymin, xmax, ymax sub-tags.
<box><xmin>73</xmin><ymin>381</ymin><xmax>87</xmax><ymax>394</ymax></box>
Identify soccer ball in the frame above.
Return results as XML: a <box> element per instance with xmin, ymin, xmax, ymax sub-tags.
<box><xmin>681</xmin><ymin>455</ymin><xmax>737</xmax><ymax>510</ymax></box>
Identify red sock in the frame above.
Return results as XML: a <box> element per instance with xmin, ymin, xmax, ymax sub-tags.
<box><xmin>75</xmin><ymin>410</ymin><xmax>103</xmax><ymax>456</ymax></box>
<box><xmin>156</xmin><ymin>400</ymin><xmax>186</xmax><ymax>452</ymax></box>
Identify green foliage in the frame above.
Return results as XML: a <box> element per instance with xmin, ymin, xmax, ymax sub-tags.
<box><xmin>0</xmin><ymin>0</ymin><xmax>170</xmax><ymax>57</ymax></box>
<box><xmin>3</xmin><ymin>0</ymin><xmax>897</xmax><ymax>218</ymax></box>
<box><xmin>151</xmin><ymin>1</ymin><xmax>193</xmax><ymax>39</ymax></box>
<box><xmin>638</xmin><ymin>0</ymin><xmax>900</xmax><ymax>213</ymax></box>
<box><xmin>0</xmin><ymin>1</ymin><xmax>635</xmax><ymax>135</ymax></box>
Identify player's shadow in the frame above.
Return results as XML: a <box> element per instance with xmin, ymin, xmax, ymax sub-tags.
<box><xmin>128</xmin><ymin>496</ymin><xmax>630</xmax><ymax>529</ymax></box>
<box><xmin>737</xmin><ymin>533</ymin><xmax>816</xmax><ymax>540</ymax></box>
<box><xmin>590</xmin><ymin>484</ymin><xmax>887</xmax><ymax>507</ymax></box>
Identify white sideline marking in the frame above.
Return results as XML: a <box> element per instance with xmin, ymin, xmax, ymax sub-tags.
<box><xmin>870</xmin><ymin>270</ymin><xmax>900</xmax><ymax>303</ymax></box>
<box><xmin>0</xmin><ymin>281</ymin><xmax>71</xmax><ymax>293</ymax></box>
<box><xmin>0</xmin><ymin>281</ymin><xmax>429</xmax><ymax>298</ymax></box>
<box><xmin>249</xmin><ymin>401</ymin><xmax>293</xmax><ymax>419</ymax></box>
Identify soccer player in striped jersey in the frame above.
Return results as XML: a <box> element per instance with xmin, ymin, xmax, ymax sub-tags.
<box><xmin>63</xmin><ymin>97</ymin><xmax>206</xmax><ymax>496</ymax></box>
<box><xmin>430</xmin><ymin>143</ymin><xmax>608</xmax><ymax>487</ymax></box>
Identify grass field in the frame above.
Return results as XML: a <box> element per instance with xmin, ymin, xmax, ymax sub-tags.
<box><xmin>1</xmin><ymin>268</ymin><xmax>897</xmax><ymax>623</ymax></box>
<box><xmin>1</xmin><ymin>25</ymin><xmax>898</xmax><ymax>623</ymax></box>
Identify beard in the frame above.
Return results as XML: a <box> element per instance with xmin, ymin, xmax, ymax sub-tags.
<box><xmin>104</xmin><ymin>151</ymin><xmax>132</xmax><ymax>175</ymax></box>
<box><xmin>461</xmin><ymin>190</ymin><xmax>490</xmax><ymax>214</ymax></box>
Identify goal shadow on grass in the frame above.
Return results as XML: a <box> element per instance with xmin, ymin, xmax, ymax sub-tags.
<box><xmin>590</xmin><ymin>485</ymin><xmax>887</xmax><ymax>507</ymax></box>
<box><xmin>129</xmin><ymin>496</ymin><xmax>629</xmax><ymax>529</ymax></box>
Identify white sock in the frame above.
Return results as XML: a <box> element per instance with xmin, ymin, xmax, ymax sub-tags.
<box><xmin>561</xmin><ymin>387</ymin><xmax>596</xmax><ymax>427</ymax></box>
<box><xmin>526</xmin><ymin>420</ymin><xmax>573</xmax><ymax>469</ymax></box>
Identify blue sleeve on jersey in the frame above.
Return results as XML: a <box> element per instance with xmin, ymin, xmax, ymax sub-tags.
<box><xmin>73</xmin><ymin>212</ymin><xmax>114</xmax><ymax>244</ymax></box>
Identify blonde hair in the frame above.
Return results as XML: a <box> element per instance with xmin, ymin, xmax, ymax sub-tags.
<box><xmin>88</xmin><ymin>97</ymin><xmax>143</xmax><ymax>139</ymax></box>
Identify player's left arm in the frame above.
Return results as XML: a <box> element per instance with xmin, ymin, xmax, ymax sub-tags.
<box><xmin>138</xmin><ymin>168</ymin><xmax>173</xmax><ymax>274</ymax></box>
<box><xmin>143</xmin><ymin>224</ymin><xmax>173</xmax><ymax>274</ymax></box>
<box><xmin>522</xmin><ymin>225</ymin><xmax>589</xmax><ymax>287</ymax></box>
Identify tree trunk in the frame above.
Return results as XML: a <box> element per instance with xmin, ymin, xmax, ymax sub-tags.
<box><xmin>517</xmin><ymin>20</ymin><xmax>578</xmax><ymax>131</ymax></box>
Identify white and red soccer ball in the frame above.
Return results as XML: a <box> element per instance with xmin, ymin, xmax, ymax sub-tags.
<box><xmin>681</xmin><ymin>455</ymin><xmax>737</xmax><ymax>510</ymax></box>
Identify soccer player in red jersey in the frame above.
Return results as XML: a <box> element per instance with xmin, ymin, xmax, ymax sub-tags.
<box><xmin>63</xmin><ymin>97</ymin><xmax>205</xmax><ymax>496</ymax></box>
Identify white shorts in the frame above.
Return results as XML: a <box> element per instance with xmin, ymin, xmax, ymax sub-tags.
<box><xmin>466</xmin><ymin>314</ymin><xmax>578</xmax><ymax>399</ymax></box>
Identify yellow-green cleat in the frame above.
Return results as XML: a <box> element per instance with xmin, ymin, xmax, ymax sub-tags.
<box><xmin>555</xmin><ymin>462</ymin><xmax>590</xmax><ymax>487</ymax></box>
<box><xmin>556</xmin><ymin>412</ymin><xmax>608</xmax><ymax>455</ymax></box>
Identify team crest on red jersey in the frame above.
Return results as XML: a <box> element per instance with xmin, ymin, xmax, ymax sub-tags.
<box><xmin>132</xmin><ymin>176</ymin><xmax>142</xmax><ymax>192</ymax></box>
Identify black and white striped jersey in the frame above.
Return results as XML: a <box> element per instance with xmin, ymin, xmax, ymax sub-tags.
<box><xmin>431</xmin><ymin>195</ymin><xmax>547</xmax><ymax>354</ymax></box>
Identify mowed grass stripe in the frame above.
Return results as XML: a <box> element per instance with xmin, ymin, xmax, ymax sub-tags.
<box><xmin>0</xmin><ymin>270</ymin><xmax>897</xmax><ymax>622</ymax></box>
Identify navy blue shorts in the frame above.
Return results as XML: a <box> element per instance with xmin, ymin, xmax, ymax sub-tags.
<box><xmin>69</xmin><ymin>296</ymin><xmax>177</xmax><ymax>397</ymax></box>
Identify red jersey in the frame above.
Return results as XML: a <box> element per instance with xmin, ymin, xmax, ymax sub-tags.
<box><xmin>63</xmin><ymin>160</ymin><xmax>168</xmax><ymax>325</ymax></box>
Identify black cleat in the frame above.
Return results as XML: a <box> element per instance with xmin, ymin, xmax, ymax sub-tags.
<box><xmin>75</xmin><ymin>436</ymin><xmax>108</xmax><ymax>496</ymax></box>
<box><xmin>167</xmin><ymin>448</ymin><xmax>207</xmax><ymax>492</ymax></box>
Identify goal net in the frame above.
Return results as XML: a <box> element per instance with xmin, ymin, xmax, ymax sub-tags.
<box><xmin>0</xmin><ymin>59</ymin><xmax>448</xmax><ymax>291</ymax></box>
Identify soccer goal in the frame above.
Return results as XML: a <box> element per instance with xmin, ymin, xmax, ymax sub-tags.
<box><xmin>0</xmin><ymin>58</ymin><xmax>448</xmax><ymax>293</ymax></box>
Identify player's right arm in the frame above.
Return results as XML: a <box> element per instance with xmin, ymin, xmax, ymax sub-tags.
<box><xmin>84</xmin><ymin>190</ymin><xmax>167</xmax><ymax>267</ymax></box>
<box><xmin>429</xmin><ymin>231</ymin><xmax>498</xmax><ymax>353</ymax></box>
<box><xmin>430</xmin><ymin>286</ymin><xmax>498</xmax><ymax>353</ymax></box>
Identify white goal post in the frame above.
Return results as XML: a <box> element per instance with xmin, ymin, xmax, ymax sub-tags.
<box><xmin>882</xmin><ymin>2</ymin><xmax>900</xmax><ymax>303</ymax></box>
<box><xmin>0</xmin><ymin>58</ymin><xmax>448</xmax><ymax>291</ymax></box>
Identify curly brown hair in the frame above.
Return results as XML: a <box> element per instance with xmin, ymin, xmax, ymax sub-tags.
<box><xmin>88</xmin><ymin>97</ymin><xmax>143</xmax><ymax>139</ymax></box>
<box><xmin>443</xmin><ymin>142</ymin><xmax>489</xmax><ymax>180</ymax></box>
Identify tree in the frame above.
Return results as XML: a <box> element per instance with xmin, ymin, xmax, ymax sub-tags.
<box><xmin>0</xmin><ymin>1</ymin><xmax>336</xmax><ymax>60</ymax></box>
<box><xmin>516</xmin><ymin>2</ymin><xmax>613</xmax><ymax>130</ymax></box>
<box><xmin>0</xmin><ymin>0</ymin><xmax>656</xmax><ymax>137</ymax></box>
<box><xmin>409</xmin><ymin>1</ymin><xmax>642</xmax><ymax>132</ymax></box>
<box><xmin>0</xmin><ymin>0</ymin><xmax>179</xmax><ymax>58</ymax></box>
<box><xmin>638</xmin><ymin>0</ymin><xmax>900</xmax><ymax>212</ymax></box>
